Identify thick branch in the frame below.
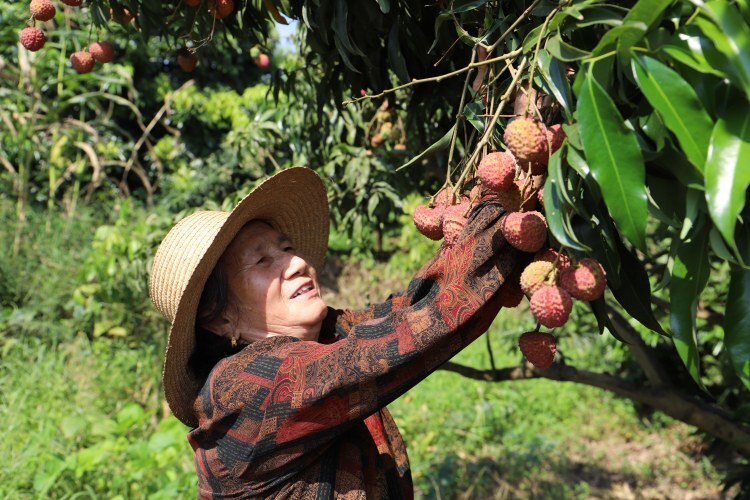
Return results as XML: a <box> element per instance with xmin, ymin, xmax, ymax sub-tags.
<box><xmin>440</xmin><ymin>361</ymin><xmax>750</xmax><ymax>456</ymax></box>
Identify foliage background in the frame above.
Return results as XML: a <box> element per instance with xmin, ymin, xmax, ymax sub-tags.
<box><xmin>1</xmin><ymin>0</ymin><xmax>749</xmax><ymax>497</ymax></box>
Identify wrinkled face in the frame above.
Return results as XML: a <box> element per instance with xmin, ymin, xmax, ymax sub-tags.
<box><xmin>220</xmin><ymin>221</ymin><xmax>327</xmax><ymax>342</ymax></box>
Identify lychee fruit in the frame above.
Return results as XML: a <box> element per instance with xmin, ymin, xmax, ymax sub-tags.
<box><xmin>520</xmin><ymin>260</ymin><xmax>556</xmax><ymax>296</ymax></box>
<box><xmin>504</xmin><ymin>117</ymin><xmax>548</xmax><ymax>165</ymax></box>
<box><xmin>254</xmin><ymin>53</ymin><xmax>270</xmax><ymax>67</ymax></box>
<box><xmin>519</xmin><ymin>331</ymin><xmax>557</xmax><ymax>369</ymax></box>
<box><xmin>530</xmin><ymin>285</ymin><xmax>573</xmax><ymax>328</ymax></box>
<box><xmin>533</xmin><ymin>248</ymin><xmax>571</xmax><ymax>271</ymax></box>
<box><xmin>89</xmin><ymin>42</ymin><xmax>115</xmax><ymax>63</ymax></box>
<box><xmin>546</xmin><ymin>124</ymin><xmax>566</xmax><ymax>155</ymax></box>
<box><xmin>559</xmin><ymin>258</ymin><xmax>607</xmax><ymax>301</ymax></box>
<box><xmin>477</xmin><ymin>151</ymin><xmax>516</xmax><ymax>192</ymax></box>
<box><xmin>413</xmin><ymin>204</ymin><xmax>444</xmax><ymax>241</ymax></box>
<box><xmin>434</xmin><ymin>187</ymin><xmax>456</xmax><ymax>207</ymax></box>
<box><xmin>209</xmin><ymin>0</ymin><xmax>234</xmax><ymax>18</ymax></box>
<box><xmin>499</xmin><ymin>211</ymin><xmax>547</xmax><ymax>253</ymax></box>
<box><xmin>185</xmin><ymin>0</ymin><xmax>201</xmax><ymax>5</ymax></box>
<box><xmin>19</xmin><ymin>27</ymin><xmax>46</xmax><ymax>52</ymax></box>
<box><xmin>495</xmin><ymin>179</ymin><xmax>537</xmax><ymax>212</ymax></box>
<box><xmin>60</xmin><ymin>0</ymin><xmax>82</xmax><ymax>5</ymax></box>
<box><xmin>442</xmin><ymin>203</ymin><xmax>469</xmax><ymax>245</ymax></box>
<box><xmin>70</xmin><ymin>51</ymin><xmax>95</xmax><ymax>74</ymax></box>
<box><xmin>177</xmin><ymin>49</ymin><xmax>198</xmax><ymax>72</ymax></box>
<box><xmin>497</xmin><ymin>273</ymin><xmax>525</xmax><ymax>308</ymax></box>
<box><xmin>30</xmin><ymin>0</ymin><xmax>56</xmax><ymax>21</ymax></box>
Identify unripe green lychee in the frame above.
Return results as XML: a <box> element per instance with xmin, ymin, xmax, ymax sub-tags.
<box><xmin>30</xmin><ymin>0</ymin><xmax>56</xmax><ymax>21</ymax></box>
<box><xmin>504</xmin><ymin>117</ymin><xmax>548</xmax><ymax>165</ymax></box>
<box><xmin>500</xmin><ymin>211</ymin><xmax>547</xmax><ymax>253</ymax></box>
<box><xmin>477</xmin><ymin>151</ymin><xmax>516</xmax><ymax>192</ymax></box>
<box><xmin>559</xmin><ymin>257</ymin><xmax>607</xmax><ymax>301</ymax></box>
<box><xmin>19</xmin><ymin>27</ymin><xmax>46</xmax><ymax>52</ymax></box>
<box><xmin>413</xmin><ymin>204</ymin><xmax>444</xmax><ymax>241</ymax></box>
<box><xmin>442</xmin><ymin>202</ymin><xmax>469</xmax><ymax>245</ymax></box>
<box><xmin>520</xmin><ymin>261</ymin><xmax>556</xmax><ymax>296</ymax></box>
<box><xmin>530</xmin><ymin>285</ymin><xmax>572</xmax><ymax>328</ymax></box>
<box><xmin>70</xmin><ymin>51</ymin><xmax>95</xmax><ymax>74</ymax></box>
<box><xmin>519</xmin><ymin>331</ymin><xmax>557</xmax><ymax>369</ymax></box>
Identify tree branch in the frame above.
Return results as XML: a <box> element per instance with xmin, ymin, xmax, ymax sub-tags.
<box><xmin>440</xmin><ymin>361</ymin><xmax>750</xmax><ymax>456</ymax></box>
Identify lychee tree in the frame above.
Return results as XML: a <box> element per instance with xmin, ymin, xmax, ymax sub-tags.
<box><xmin>9</xmin><ymin>0</ymin><xmax>750</xmax><ymax>487</ymax></box>
<box><xmin>281</xmin><ymin>0</ymin><xmax>750</xmax><ymax>469</ymax></box>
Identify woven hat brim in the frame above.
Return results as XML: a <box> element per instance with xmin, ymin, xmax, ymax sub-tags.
<box><xmin>158</xmin><ymin>167</ymin><xmax>329</xmax><ymax>427</ymax></box>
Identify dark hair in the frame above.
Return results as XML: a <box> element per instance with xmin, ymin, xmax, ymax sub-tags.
<box><xmin>188</xmin><ymin>262</ymin><xmax>244</xmax><ymax>382</ymax></box>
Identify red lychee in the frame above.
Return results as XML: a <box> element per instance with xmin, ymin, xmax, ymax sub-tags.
<box><xmin>495</xmin><ymin>179</ymin><xmax>537</xmax><ymax>213</ymax></box>
<box><xmin>413</xmin><ymin>204</ymin><xmax>444</xmax><ymax>241</ymax></box>
<box><xmin>530</xmin><ymin>285</ymin><xmax>573</xmax><ymax>328</ymax></box>
<box><xmin>61</xmin><ymin>0</ymin><xmax>82</xmax><ymax>5</ymax></box>
<box><xmin>477</xmin><ymin>151</ymin><xmax>516</xmax><ymax>192</ymax></box>
<box><xmin>434</xmin><ymin>187</ymin><xmax>457</xmax><ymax>207</ymax></box>
<box><xmin>254</xmin><ymin>53</ymin><xmax>270</xmax><ymax>67</ymax></box>
<box><xmin>209</xmin><ymin>0</ymin><xmax>234</xmax><ymax>18</ymax></box>
<box><xmin>533</xmin><ymin>248</ymin><xmax>571</xmax><ymax>271</ymax></box>
<box><xmin>70</xmin><ymin>51</ymin><xmax>95</xmax><ymax>74</ymax></box>
<box><xmin>177</xmin><ymin>49</ymin><xmax>198</xmax><ymax>72</ymax></box>
<box><xmin>442</xmin><ymin>202</ymin><xmax>469</xmax><ymax>246</ymax></box>
<box><xmin>499</xmin><ymin>211</ymin><xmax>547</xmax><ymax>253</ymax></box>
<box><xmin>559</xmin><ymin>257</ymin><xmax>607</xmax><ymax>301</ymax></box>
<box><xmin>519</xmin><ymin>331</ymin><xmax>557</xmax><ymax>369</ymax></box>
<box><xmin>504</xmin><ymin>117</ymin><xmax>548</xmax><ymax>165</ymax></box>
<box><xmin>185</xmin><ymin>0</ymin><xmax>201</xmax><ymax>5</ymax></box>
<box><xmin>520</xmin><ymin>260</ymin><xmax>556</xmax><ymax>296</ymax></box>
<box><xmin>497</xmin><ymin>273</ymin><xmax>525</xmax><ymax>308</ymax></box>
<box><xmin>30</xmin><ymin>0</ymin><xmax>56</xmax><ymax>21</ymax></box>
<box><xmin>89</xmin><ymin>41</ymin><xmax>115</xmax><ymax>63</ymax></box>
<box><xmin>546</xmin><ymin>123</ymin><xmax>566</xmax><ymax>155</ymax></box>
<box><xmin>19</xmin><ymin>27</ymin><xmax>46</xmax><ymax>52</ymax></box>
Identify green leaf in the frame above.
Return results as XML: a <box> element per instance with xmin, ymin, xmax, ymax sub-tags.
<box><xmin>546</xmin><ymin>35</ymin><xmax>591</xmax><ymax>62</ymax></box>
<box><xmin>577</xmin><ymin>75</ymin><xmax>648</xmax><ymax>250</ymax></box>
<box><xmin>698</xmin><ymin>1</ymin><xmax>750</xmax><ymax>97</ymax></box>
<box><xmin>632</xmin><ymin>55</ymin><xmax>713</xmax><ymax>172</ymax></box>
<box><xmin>726</xmin><ymin>268</ymin><xmax>750</xmax><ymax>390</ymax></box>
<box><xmin>536</xmin><ymin>50</ymin><xmax>573</xmax><ymax>119</ymax></box>
<box><xmin>669</xmin><ymin>218</ymin><xmax>710</xmax><ymax>390</ymax></box>
<box><xmin>397</xmin><ymin>125</ymin><xmax>455</xmax><ymax>171</ymax></box>
<box><xmin>705</xmin><ymin>102</ymin><xmax>750</xmax><ymax>254</ymax></box>
<box><xmin>543</xmin><ymin>150</ymin><xmax>591</xmax><ymax>252</ymax></box>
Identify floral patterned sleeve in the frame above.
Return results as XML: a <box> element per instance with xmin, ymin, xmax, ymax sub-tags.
<box><xmin>189</xmin><ymin>200</ymin><xmax>519</xmax><ymax>496</ymax></box>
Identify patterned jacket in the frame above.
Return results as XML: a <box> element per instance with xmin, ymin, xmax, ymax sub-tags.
<box><xmin>187</xmin><ymin>201</ymin><xmax>518</xmax><ymax>498</ymax></box>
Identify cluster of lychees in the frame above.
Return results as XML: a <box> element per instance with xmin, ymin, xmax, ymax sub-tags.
<box><xmin>412</xmin><ymin>115</ymin><xmax>607</xmax><ymax>370</ymax></box>
<box><xmin>18</xmin><ymin>0</ymin><xmax>115</xmax><ymax>74</ymax></box>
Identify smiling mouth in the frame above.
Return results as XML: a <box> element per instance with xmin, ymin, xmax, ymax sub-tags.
<box><xmin>292</xmin><ymin>283</ymin><xmax>314</xmax><ymax>298</ymax></box>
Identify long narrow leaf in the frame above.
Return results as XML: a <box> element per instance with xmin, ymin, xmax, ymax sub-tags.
<box><xmin>669</xmin><ymin>219</ymin><xmax>710</xmax><ymax>390</ymax></box>
<box><xmin>397</xmin><ymin>125</ymin><xmax>455</xmax><ymax>171</ymax></box>
<box><xmin>705</xmin><ymin>103</ymin><xmax>750</xmax><ymax>253</ymax></box>
<box><xmin>578</xmin><ymin>75</ymin><xmax>648</xmax><ymax>250</ymax></box>
<box><xmin>725</xmin><ymin>268</ymin><xmax>750</xmax><ymax>390</ymax></box>
<box><xmin>632</xmin><ymin>55</ymin><xmax>713</xmax><ymax>172</ymax></box>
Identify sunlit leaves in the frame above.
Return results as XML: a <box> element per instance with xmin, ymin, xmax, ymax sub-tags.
<box><xmin>577</xmin><ymin>75</ymin><xmax>648</xmax><ymax>250</ymax></box>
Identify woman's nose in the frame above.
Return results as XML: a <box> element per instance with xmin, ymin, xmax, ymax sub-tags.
<box><xmin>283</xmin><ymin>253</ymin><xmax>308</xmax><ymax>279</ymax></box>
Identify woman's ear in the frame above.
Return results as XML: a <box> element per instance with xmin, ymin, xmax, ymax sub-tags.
<box><xmin>199</xmin><ymin>305</ymin><xmax>237</xmax><ymax>339</ymax></box>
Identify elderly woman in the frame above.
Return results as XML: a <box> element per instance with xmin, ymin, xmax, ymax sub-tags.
<box><xmin>150</xmin><ymin>167</ymin><xmax>518</xmax><ymax>498</ymax></box>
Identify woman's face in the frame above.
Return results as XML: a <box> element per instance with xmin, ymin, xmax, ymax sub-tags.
<box><xmin>218</xmin><ymin>220</ymin><xmax>327</xmax><ymax>342</ymax></box>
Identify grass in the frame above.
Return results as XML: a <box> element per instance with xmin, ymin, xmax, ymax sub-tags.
<box><xmin>0</xmin><ymin>203</ymin><xmax>731</xmax><ymax>498</ymax></box>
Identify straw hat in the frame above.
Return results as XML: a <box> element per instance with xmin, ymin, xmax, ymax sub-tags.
<box><xmin>149</xmin><ymin>167</ymin><xmax>329</xmax><ymax>427</ymax></box>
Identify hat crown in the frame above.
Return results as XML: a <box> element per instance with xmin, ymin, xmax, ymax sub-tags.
<box><xmin>150</xmin><ymin>210</ymin><xmax>229</xmax><ymax>324</ymax></box>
